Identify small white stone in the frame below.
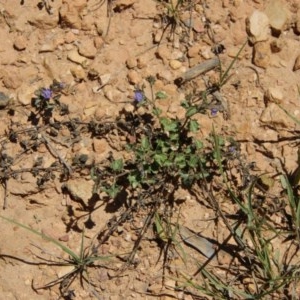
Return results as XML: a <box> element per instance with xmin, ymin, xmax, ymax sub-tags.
<box><xmin>246</xmin><ymin>10</ymin><xmax>269</xmax><ymax>43</ymax></box>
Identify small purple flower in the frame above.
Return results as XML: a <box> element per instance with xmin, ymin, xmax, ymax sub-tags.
<box><xmin>211</xmin><ymin>107</ymin><xmax>218</xmax><ymax>116</ymax></box>
<box><xmin>228</xmin><ymin>146</ymin><xmax>236</xmax><ymax>153</ymax></box>
<box><xmin>134</xmin><ymin>90</ymin><xmax>144</xmax><ymax>102</ymax></box>
<box><xmin>41</xmin><ymin>88</ymin><xmax>53</xmax><ymax>100</ymax></box>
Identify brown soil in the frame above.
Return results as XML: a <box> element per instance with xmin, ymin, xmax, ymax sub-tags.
<box><xmin>1</xmin><ymin>0</ymin><xmax>300</xmax><ymax>299</ymax></box>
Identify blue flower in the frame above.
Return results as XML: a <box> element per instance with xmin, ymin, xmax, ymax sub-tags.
<box><xmin>211</xmin><ymin>107</ymin><xmax>218</xmax><ymax>116</ymax></box>
<box><xmin>134</xmin><ymin>90</ymin><xmax>144</xmax><ymax>102</ymax></box>
<box><xmin>41</xmin><ymin>88</ymin><xmax>53</xmax><ymax>100</ymax></box>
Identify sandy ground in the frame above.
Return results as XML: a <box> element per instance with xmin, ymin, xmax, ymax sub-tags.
<box><xmin>1</xmin><ymin>0</ymin><xmax>300</xmax><ymax>299</ymax></box>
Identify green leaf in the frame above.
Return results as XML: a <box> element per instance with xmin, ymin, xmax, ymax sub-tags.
<box><xmin>189</xmin><ymin>119</ymin><xmax>199</xmax><ymax>132</ymax></box>
<box><xmin>102</xmin><ymin>183</ymin><xmax>120</xmax><ymax>198</ymax></box>
<box><xmin>174</xmin><ymin>154</ymin><xmax>186</xmax><ymax>169</ymax></box>
<box><xmin>154</xmin><ymin>153</ymin><xmax>168</xmax><ymax>166</ymax></box>
<box><xmin>185</xmin><ymin>106</ymin><xmax>198</xmax><ymax>118</ymax></box>
<box><xmin>141</xmin><ymin>137</ymin><xmax>150</xmax><ymax>150</ymax></box>
<box><xmin>110</xmin><ymin>158</ymin><xmax>124</xmax><ymax>172</ymax></box>
<box><xmin>188</xmin><ymin>154</ymin><xmax>199</xmax><ymax>168</ymax></box>
<box><xmin>160</xmin><ymin>117</ymin><xmax>178</xmax><ymax>132</ymax></box>
<box><xmin>153</xmin><ymin>107</ymin><xmax>162</xmax><ymax>116</ymax></box>
<box><xmin>169</xmin><ymin>132</ymin><xmax>179</xmax><ymax>141</ymax></box>
<box><xmin>155</xmin><ymin>91</ymin><xmax>167</xmax><ymax>99</ymax></box>
<box><xmin>128</xmin><ymin>174</ymin><xmax>140</xmax><ymax>189</ymax></box>
<box><xmin>194</xmin><ymin>140</ymin><xmax>204</xmax><ymax>149</ymax></box>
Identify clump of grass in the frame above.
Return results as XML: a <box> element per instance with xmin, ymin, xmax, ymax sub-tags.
<box><xmin>0</xmin><ymin>215</ymin><xmax>117</xmax><ymax>298</ymax></box>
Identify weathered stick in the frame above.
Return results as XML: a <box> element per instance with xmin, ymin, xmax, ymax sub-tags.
<box><xmin>175</xmin><ymin>56</ymin><xmax>220</xmax><ymax>85</ymax></box>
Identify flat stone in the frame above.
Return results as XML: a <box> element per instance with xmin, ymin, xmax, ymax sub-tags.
<box><xmin>246</xmin><ymin>10</ymin><xmax>269</xmax><ymax>43</ymax></box>
<box><xmin>39</xmin><ymin>43</ymin><xmax>55</xmax><ymax>53</ymax></box>
<box><xmin>260</xmin><ymin>102</ymin><xmax>294</xmax><ymax>128</ymax></box>
<box><xmin>78</xmin><ymin>39</ymin><xmax>97</xmax><ymax>59</ymax></box>
<box><xmin>265</xmin><ymin>0</ymin><xmax>289</xmax><ymax>33</ymax></box>
<box><xmin>63</xmin><ymin>178</ymin><xmax>94</xmax><ymax>206</ymax></box>
<box><xmin>2</xmin><ymin>69</ymin><xmax>22</xmax><ymax>89</ymax></box>
<box><xmin>7</xmin><ymin>175</ymin><xmax>39</xmax><ymax>195</ymax></box>
<box><xmin>17</xmin><ymin>84</ymin><xmax>38</xmax><ymax>105</ymax></box>
<box><xmin>28</xmin><ymin>11</ymin><xmax>59</xmax><ymax>29</ymax></box>
<box><xmin>67</xmin><ymin>49</ymin><xmax>88</xmax><ymax>65</ymax></box>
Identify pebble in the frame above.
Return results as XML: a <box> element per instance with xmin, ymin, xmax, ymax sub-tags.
<box><xmin>157</xmin><ymin>69</ymin><xmax>173</xmax><ymax>82</ymax></box>
<box><xmin>70</xmin><ymin>65</ymin><xmax>86</xmax><ymax>81</ymax></box>
<box><xmin>104</xmin><ymin>86</ymin><xmax>123</xmax><ymax>102</ymax></box>
<box><xmin>264</xmin><ymin>87</ymin><xmax>283</xmax><ymax>104</ymax></box>
<box><xmin>99</xmin><ymin>73</ymin><xmax>111</xmax><ymax>87</ymax></box>
<box><xmin>123</xmin><ymin>103</ymin><xmax>135</xmax><ymax>113</ymax></box>
<box><xmin>293</xmin><ymin>54</ymin><xmax>300</xmax><ymax>71</ymax></box>
<box><xmin>63</xmin><ymin>179</ymin><xmax>93</xmax><ymax>206</ymax></box>
<box><xmin>200</xmin><ymin>46</ymin><xmax>214</xmax><ymax>59</ymax></box>
<box><xmin>39</xmin><ymin>43</ymin><xmax>55</xmax><ymax>53</ymax></box>
<box><xmin>253</xmin><ymin>41</ymin><xmax>270</xmax><ymax>68</ymax></box>
<box><xmin>93</xmin><ymin>138</ymin><xmax>111</xmax><ymax>161</ymax></box>
<box><xmin>170</xmin><ymin>49</ymin><xmax>184</xmax><ymax>60</ymax></box>
<box><xmin>246</xmin><ymin>10</ymin><xmax>269</xmax><ymax>43</ymax></box>
<box><xmin>193</xmin><ymin>17</ymin><xmax>205</xmax><ymax>33</ymax></box>
<box><xmin>28</xmin><ymin>12</ymin><xmax>58</xmax><ymax>29</ymax></box>
<box><xmin>2</xmin><ymin>70</ymin><xmax>22</xmax><ymax>89</ymax></box>
<box><xmin>94</xmin><ymin>36</ymin><xmax>104</xmax><ymax>49</ymax></box>
<box><xmin>265</xmin><ymin>0</ymin><xmax>289</xmax><ymax>33</ymax></box>
<box><xmin>67</xmin><ymin>49</ymin><xmax>88</xmax><ymax>65</ymax></box>
<box><xmin>13</xmin><ymin>36</ymin><xmax>27</xmax><ymax>51</ymax></box>
<box><xmin>78</xmin><ymin>39</ymin><xmax>97</xmax><ymax>59</ymax></box>
<box><xmin>270</xmin><ymin>40</ymin><xmax>283</xmax><ymax>53</ymax></box>
<box><xmin>126</xmin><ymin>57</ymin><xmax>137</xmax><ymax>69</ymax></box>
<box><xmin>127</xmin><ymin>69</ymin><xmax>141</xmax><ymax>85</ymax></box>
<box><xmin>0</xmin><ymin>92</ymin><xmax>10</xmax><ymax>108</ymax></box>
<box><xmin>17</xmin><ymin>84</ymin><xmax>38</xmax><ymax>105</ymax></box>
<box><xmin>154</xmin><ymin>30</ymin><xmax>163</xmax><ymax>43</ymax></box>
<box><xmin>156</xmin><ymin>45</ymin><xmax>171</xmax><ymax>64</ymax></box>
<box><xmin>169</xmin><ymin>59</ymin><xmax>182</xmax><ymax>70</ymax></box>
<box><xmin>64</xmin><ymin>31</ymin><xmax>77</xmax><ymax>44</ymax></box>
<box><xmin>137</xmin><ymin>56</ymin><xmax>147</xmax><ymax>69</ymax></box>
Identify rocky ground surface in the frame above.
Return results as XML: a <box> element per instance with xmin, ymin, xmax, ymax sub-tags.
<box><xmin>1</xmin><ymin>0</ymin><xmax>300</xmax><ymax>299</ymax></box>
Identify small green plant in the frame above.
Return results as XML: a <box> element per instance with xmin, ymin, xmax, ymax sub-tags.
<box><xmin>155</xmin><ymin>0</ymin><xmax>190</xmax><ymax>44</ymax></box>
<box><xmin>0</xmin><ymin>216</ymin><xmax>115</xmax><ymax>298</ymax></box>
<box><xmin>29</xmin><ymin>79</ymin><xmax>68</xmax><ymax>125</ymax></box>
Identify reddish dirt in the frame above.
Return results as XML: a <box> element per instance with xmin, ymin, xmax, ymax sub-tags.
<box><xmin>1</xmin><ymin>0</ymin><xmax>300</xmax><ymax>299</ymax></box>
